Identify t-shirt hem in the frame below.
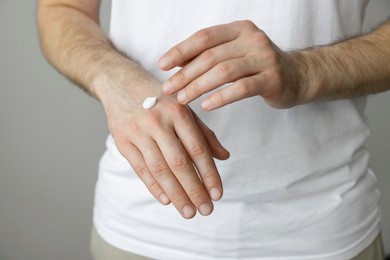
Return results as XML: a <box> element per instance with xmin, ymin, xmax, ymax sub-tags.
<box><xmin>93</xmin><ymin>217</ymin><xmax>381</xmax><ymax>260</ymax></box>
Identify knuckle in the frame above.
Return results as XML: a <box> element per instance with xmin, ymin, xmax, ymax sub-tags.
<box><xmin>217</xmin><ymin>63</ymin><xmax>233</xmax><ymax>78</ymax></box>
<box><xmin>250</xmin><ymin>32</ymin><xmax>269</xmax><ymax>45</ymax></box>
<box><xmin>172</xmin><ymin>46</ymin><xmax>184</xmax><ymax>58</ymax></box>
<box><xmin>212</xmin><ymin>91</ymin><xmax>226</xmax><ymax>105</ymax></box>
<box><xmin>149</xmin><ymin>181</ymin><xmax>161</xmax><ymax>193</ymax></box>
<box><xmin>262</xmin><ymin>70</ymin><xmax>273</xmax><ymax>82</ymax></box>
<box><xmin>145</xmin><ymin>112</ymin><xmax>163</xmax><ymax>128</ymax></box>
<box><xmin>113</xmin><ymin>135</ymin><xmax>128</xmax><ymax>149</ymax></box>
<box><xmin>238</xmin><ymin>20</ymin><xmax>256</xmax><ymax>30</ymax></box>
<box><xmin>171</xmin><ymin>155</ymin><xmax>190</xmax><ymax>171</ymax></box>
<box><xmin>151</xmin><ymin>161</ymin><xmax>169</xmax><ymax>177</ymax></box>
<box><xmin>188</xmin><ymin>187</ymin><xmax>204</xmax><ymax>200</ymax></box>
<box><xmin>170</xmin><ymin>191</ymin><xmax>186</xmax><ymax>203</ymax></box>
<box><xmin>111</xmin><ymin>121</ymin><xmax>135</xmax><ymax>141</ymax></box>
<box><xmin>236</xmin><ymin>81</ymin><xmax>252</xmax><ymax>98</ymax></box>
<box><xmin>175</xmin><ymin>70</ymin><xmax>187</xmax><ymax>83</ymax></box>
<box><xmin>127</xmin><ymin>121</ymin><xmax>140</xmax><ymax>132</ymax></box>
<box><xmin>170</xmin><ymin>102</ymin><xmax>190</xmax><ymax>119</ymax></box>
<box><xmin>190</xmin><ymin>144</ymin><xmax>207</xmax><ymax>157</ymax></box>
<box><xmin>196</xmin><ymin>29</ymin><xmax>212</xmax><ymax>45</ymax></box>
<box><xmin>201</xmin><ymin>49</ymin><xmax>215</xmax><ymax>64</ymax></box>
<box><xmin>133</xmin><ymin>163</ymin><xmax>149</xmax><ymax>177</ymax></box>
<box><xmin>262</xmin><ymin>50</ymin><xmax>279</xmax><ymax>65</ymax></box>
<box><xmin>200</xmin><ymin>171</ymin><xmax>215</xmax><ymax>183</ymax></box>
<box><xmin>190</xmin><ymin>80</ymin><xmax>203</xmax><ymax>96</ymax></box>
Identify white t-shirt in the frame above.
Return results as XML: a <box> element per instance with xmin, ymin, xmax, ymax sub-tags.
<box><xmin>93</xmin><ymin>1</ymin><xmax>381</xmax><ymax>259</ymax></box>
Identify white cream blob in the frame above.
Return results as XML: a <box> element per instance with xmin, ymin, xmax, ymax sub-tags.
<box><xmin>142</xmin><ymin>96</ymin><xmax>157</xmax><ymax>109</ymax></box>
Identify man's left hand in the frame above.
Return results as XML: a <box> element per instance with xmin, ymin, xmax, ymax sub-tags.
<box><xmin>159</xmin><ymin>20</ymin><xmax>305</xmax><ymax>110</ymax></box>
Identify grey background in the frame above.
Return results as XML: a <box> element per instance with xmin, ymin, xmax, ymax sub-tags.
<box><xmin>0</xmin><ymin>1</ymin><xmax>389</xmax><ymax>260</ymax></box>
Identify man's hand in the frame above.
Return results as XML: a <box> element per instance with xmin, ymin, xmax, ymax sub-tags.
<box><xmin>37</xmin><ymin>0</ymin><xmax>230</xmax><ymax>219</ymax></box>
<box><xmin>159</xmin><ymin>20</ymin><xmax>390</xmax><ymax>110</ymax></box>
<box><xmin>97</xmin><ymin>79</ymin><xmax>229</xmax><ymax>219</ymax></box>
<box><xmin>159</xmin><ymin>20</ymin><xmax>303</xmax><ymax>110</ymax></box>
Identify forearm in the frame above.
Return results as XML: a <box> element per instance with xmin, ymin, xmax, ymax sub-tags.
<box><xmin>296</xmin><ymin>20</ymin><xmax>390</xmax><ymax>103</ymax></box>
<box><xmin>37</xmin><ymin>2</ymin><xmax>158</xmax><ymax>104</ymax></box>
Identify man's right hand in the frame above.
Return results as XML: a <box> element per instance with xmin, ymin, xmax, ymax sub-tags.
<box><xmin>37</xmin><ymin>0</ymin><xmax>229</xmax><ymax>219</ymax></box>
<box><xmin>97</xmin><ymin>79</ymin><xmax>230</xmax><ymax>219</ymax></box>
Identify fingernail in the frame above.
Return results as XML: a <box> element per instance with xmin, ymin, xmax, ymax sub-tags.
<box><xmin>199</xmin><ymin>203</ymin><xmax>213</xmax><ymax>216</ymax></box>
<box><xmin>162</xmin><ymin>81</ymin><xmax>173</xmax><ymax>94</ymax></box>
<box><xmin>159</xmin><ymin>56</ymin><xmax>170</xmax><ymax>69</ymax></box>
<box><xmin>182</xmin><ymin>205</ymin><xmax>195</xmax><ymax>219</ymax></box>
<box><xmin>177</xmin><ymin>91</ymin><xmax>187</xmax><ymax>103</ymax></box>
<box><xmin>201</xmin><ymin>99</ymin><xmax>212</xmax><ymax>110</ymax></box>
<box><xmin>159</xmin><ymin>193</ymin><xmax>170</xmax><ymax>204</ymax></box>
<box><xmin>210</xmin><ymin>188</ymin><xmax>222</xmax><ymax>201</ymax></box>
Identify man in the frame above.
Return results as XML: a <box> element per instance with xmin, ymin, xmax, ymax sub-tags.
<box><xmin>37</xmin><ymin>0</ymin><xmax>389</xmax><ymax>259</ymax></box>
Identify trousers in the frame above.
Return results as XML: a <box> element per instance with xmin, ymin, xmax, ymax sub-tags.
<box><xmin>90</xmin><ymin>225</ymin><xmax>385</xmax><ymax>260</ymax></box>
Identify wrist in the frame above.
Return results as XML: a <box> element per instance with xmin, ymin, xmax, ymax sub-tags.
<box><xmin>284</xmin><ymin>51</ymin><xmax>320</xmax><ymax>105</ymax></box>
<box><xmin>91</xmin><ymin>63</ymin><xmax>162</xmax><ymax>109</ymax></box>
<box><xmin>288</xmin><ymin>48</ymin><xmax>340</xmax><ymax>105</ymax></box>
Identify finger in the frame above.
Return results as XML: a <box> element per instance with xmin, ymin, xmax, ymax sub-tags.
<box><xmin>162</xmin><ymin>40</ymin><xmax>245</xmax><ymax>95</ymax></box>
<box><xmin>174</xmin><ymin>110</ymin><xmax>223</xmax><ymax>202</ymax></box>
<box><xmin>178</xmin><ymin>58</ymin><xmax>193</xmax><ymax>68</ymax></box>
<box><xmin>190</xmin><ymin>108</ymin><xmax>230</xmax><ymax>160</ymax></box>
<box><xmin>176</xmin><ymin>57</ymin><xmax>259</xmax><ymax>105</ymax></box>
<box><xmin>156</xmin><ymin>129</ymin><xmax>215</xmax><ymax>216</ymax></box>
<box><xmin>139</xmin><ymin>139</ymin><xmax>197</xmax><ymax>219</ymax></box>
<box><xmin>120</xmin><ymin>143</ymin><xmax>171</xmax><ymax>205</ymax></box>
<box><xmin>201</xmin><ymin>73</ymin><xmax>269</xmax><ymax>111</ymax></box>
<box><xmin>158</xmin><ymin>22</ymin><xmax>242</xmax><ymax>70</ymax></box>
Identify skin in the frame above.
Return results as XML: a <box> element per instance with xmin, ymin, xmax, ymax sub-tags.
<box><xmin>160</xmin><ymin>20</ymin><xmax>390</xmax><ymax>110</ymax></box>
<box><xmin>37</xmin><ymin>1</ymin><xmax>390</xmax><ymax>219</ymax></box>
<box><xmin>37</xmin><ymin>0</ymin><xmax>230</xmax><ymax>219</ymax></box>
